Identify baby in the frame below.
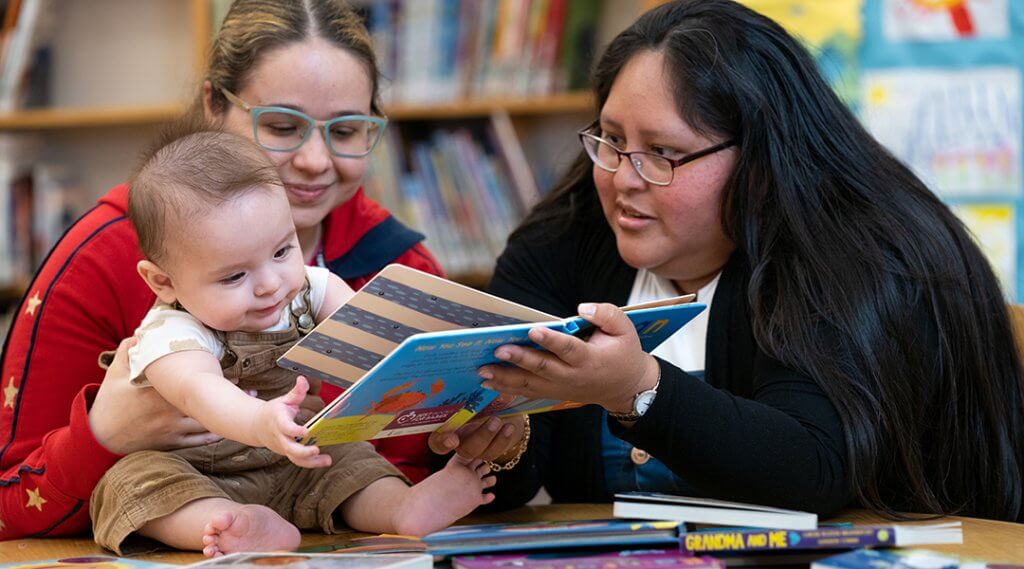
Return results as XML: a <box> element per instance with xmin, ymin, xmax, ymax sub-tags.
<box><xmin>89</xmin><ymin>126</ymin><xmax>494</xmax><ymax>557</ymax></box>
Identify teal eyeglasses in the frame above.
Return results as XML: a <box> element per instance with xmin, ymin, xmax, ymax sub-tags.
<box><xmin>220</xmin><ymin>87</ymin><xmax>387</xmax><ymax>158</ymax></box>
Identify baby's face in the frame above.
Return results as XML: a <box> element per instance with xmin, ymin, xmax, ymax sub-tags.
<box><xmin>165</xmin><ymin>188</ymin><xmax>307</xmax><ymax>332</ymax></box>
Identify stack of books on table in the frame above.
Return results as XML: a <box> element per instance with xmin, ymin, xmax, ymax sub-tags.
<box><xmin>607</xmin><ymin>492</ymin><xmax>968</xmax><ymax>567</ymax></box>
<box><xmin>7</xmin><ymin>492</ymin><xmax>1011</xmax><ymax>569</ymax></box>
<box><xmin>305</xmin><ymin>492</ymin><xmax>969</xmax><ymax>568</ymax></box>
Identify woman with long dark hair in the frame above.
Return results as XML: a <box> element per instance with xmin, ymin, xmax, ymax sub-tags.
<box><xmin>477</xmin><ymin>0</ymin><xmax>1024</xmax><ymax>521</ymax></box>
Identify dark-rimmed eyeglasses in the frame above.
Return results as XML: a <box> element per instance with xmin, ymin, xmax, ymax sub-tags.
<box><xmin>578</xmin><ymin>122</ymin><xmax>736</xmax><ymax>186</ymax></box>
<box><xmin>220</xmin><ymin>87</ymin><xmax>387</xmax><ymax>158</ymax></box>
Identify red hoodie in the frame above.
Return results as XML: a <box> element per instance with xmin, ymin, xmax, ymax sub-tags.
<box><xmin>0</xmin><ymin>184</ymin><xmax>443</xmax><ymax>539</ymax></box>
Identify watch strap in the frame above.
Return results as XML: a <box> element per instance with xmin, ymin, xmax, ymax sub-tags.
<box><xmin>608</xmin><ymin>377</ymin><xmax>660</xmax><ymax>422</ymax></box>
<box><xmin>608</xmin><ymin>361</ymin><xmax>662</xmax><ymax>422</ymax></box>
<box><xmin>607</xmin><ymin>409</ymin><xmax>643</xmax><ymax>421</ymax></box>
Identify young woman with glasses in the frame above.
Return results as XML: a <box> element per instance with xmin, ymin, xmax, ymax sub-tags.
<box><xmin>0</xmin><ymin>0</ymin><xmax>524</xmax><ymax>540</ymax></box>
<box><xmin>475</xmin><ymin>0</ymin><xmax>1024</xmax><ymax>522</ymax></box>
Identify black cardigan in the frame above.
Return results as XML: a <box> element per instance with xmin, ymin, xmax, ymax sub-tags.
<box><xmin>481</xmin><ymin>217</ymin><xmax>852</xmax><ymax>516</ymax></box>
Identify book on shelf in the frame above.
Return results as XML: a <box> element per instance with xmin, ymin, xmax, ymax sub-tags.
<box><xmin>422</xmin><ymin>518</ymin><xmax>683</xmax><ymax>557</ymax></box>
<box><xmin>363</xmin><ymin>117</ymin><xmax>535</xmax><ymax>276</ymax></box>
<box><xmin>489</xmin><ymin>109</ymin><xmax>540</xmax><ymax>207</ymax></box>
<box><xmin>453</xmin><ymin>549</ymin><xmax>724</xmax><ymax>569</ymax></box>
<box><xmin>360</xmin><ymin>0</ymin><xmax>604</xmax><ymax>104</ymax></box>
<box><xmin>0</xmin><ymin>0</ymin><xmax>36</xmax><ymax>110</ymax></box>
<box><xmin>811</xmin><ymin>548</ymin><xmax>1023</xmax><ymax>569</ymax></box>
<box><xmin>614</xmin><ymin>492</ymin><xmax>819</xmax><ymax>531</ymax></box>
<box><xmin>0</xmin><ymin>133</ymin><xmax>76</xmax><ymax>290</ymax></box>
<box><xmin>681</xmin><ymin>522</ymin><xmax>963</xmax><ymax>554</ymax></box>
<box><xmin>0</xmin><ymin>0</ymin><xmax>53</xmax><ymax>111</ymax></box>
<box><xmin>278</xmin><ymin>264</ymin><xmax>704</xmax><ymax>446</ymax></box>
<box><xmin>191</xmin><ymin>552</ymin><xmax>432</xmax><ymax>569</ymax></box>
<box><xmin>208</xmin><ymin>0</ymin><xmax>233</xmax><ymax>37</ymax></box>
<box><xmin>557</xmin><ymin>0</ymin><xmax>601</xmax><ymax>93</ymax></box>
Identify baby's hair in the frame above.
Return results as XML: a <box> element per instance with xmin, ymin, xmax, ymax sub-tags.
<box><xmin>129</xmin><ymin>115</ymin><xmax>282</xmax><ymax>265</ymax></box>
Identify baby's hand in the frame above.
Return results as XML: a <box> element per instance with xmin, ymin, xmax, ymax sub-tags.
<box><xmin>253</xmin><ymin>376</ymin><xmax>332</xmax><ymax>469</ymax></box>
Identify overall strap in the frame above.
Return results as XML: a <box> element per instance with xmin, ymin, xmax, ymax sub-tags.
<box><xmin>290</xmin><ymin>276</ymin><xmax>316</xmax><ymax>335</ymax></box>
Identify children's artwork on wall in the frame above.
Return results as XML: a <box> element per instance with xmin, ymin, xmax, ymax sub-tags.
<box><xmin>951</xmin><ymin>203</ymin><xmax>1017</xmax><ymax>296</ymax></box>
<box><xmin>861</xmin><ymin>67</ymin><xmax>1022</xmax><ymax>197</ymax></box>
<box><xmin>883</xmin><ymin>0</ymin><xmax>1009</xmax><ymax>42</ymax></box>
<box><xmin>738</xmin><ymin>0</ymin><xmax>863</xmax><ymax>105</ymax></box>
<box><xmin>741</xmin><ymin>0</ymin><xmax>1024</xmax><ymax>299</ymax></box>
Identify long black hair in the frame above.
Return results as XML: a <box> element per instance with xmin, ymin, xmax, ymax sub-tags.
<box><xmin>518</xmin><ymin>0</ymin><xmax>1024</xmax><ymax>521</ymax></box>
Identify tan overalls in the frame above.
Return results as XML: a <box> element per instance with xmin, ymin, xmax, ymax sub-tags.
<box><xmin>90</xmin><ymin>293</ymin><xmax>405</xmax><ymax>554</ymax></box>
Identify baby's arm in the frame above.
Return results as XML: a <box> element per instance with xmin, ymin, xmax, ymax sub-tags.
<box><xmin>315</xmin><ymin>273</ymin><xmax>356</xmax><ymax>323</ymax></box>
<box><xmin>144</xmin><ymin>352</ymin><xmax>330</xmax><ymax>468</ymax></box>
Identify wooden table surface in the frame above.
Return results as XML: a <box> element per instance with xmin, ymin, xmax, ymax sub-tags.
<box><xmin>2</xmin><ymin>504</ymin><xmax>1023</xmax><ymax>564</ymax></box>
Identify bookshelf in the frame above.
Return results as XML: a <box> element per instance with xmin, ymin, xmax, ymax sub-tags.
<box><xmin>0</xmin><ymin>93</ymin><xmax>593</xmax><ymax>131</ymax></box>
<box><xmin>0</xmin><ymin>104</ymin><xmax>183</xmax><ymax>130</ymax></box>
<box><xmin>387</xmin><ymin>91</ymin><xmax>593</xmax><ymax>120</ymax></box>
<box><xmin>0</xmin><ymin>0</ymin><xmax>653</xmax><ymax>315</ymax></box>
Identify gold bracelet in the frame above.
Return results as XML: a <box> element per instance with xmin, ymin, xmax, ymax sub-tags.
<box><xmin>483</xmin><ymin>416</ymin><xmax>531</xmax><ymax>472</ymax></box>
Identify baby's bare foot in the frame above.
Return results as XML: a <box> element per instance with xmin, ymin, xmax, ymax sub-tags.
<box><xmin>392</xmin><ymin>456</ymin><xmax>496</xmax><ymax>537</ymax></box>
<box><xmin>200</xmin><ymin>504</ymin><xmax>300</xmax><ymax>557</ymax></box>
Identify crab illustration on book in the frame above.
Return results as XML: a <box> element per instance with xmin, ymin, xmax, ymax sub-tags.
<box><xmin>365</xmin><ymin>378</ymin><xmax>445</xmax><ymax>415</ymax></box>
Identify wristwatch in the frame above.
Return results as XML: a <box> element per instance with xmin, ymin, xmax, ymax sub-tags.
<box><xmin>607</xmin><ymin>379</ymin><xmax>660</xmax><ymax>422</ymax></box>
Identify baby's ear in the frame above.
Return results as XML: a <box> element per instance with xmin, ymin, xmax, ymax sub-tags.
<box><xmin>137</xmin><ymin>260</ymin><xmax>177</xmax><ymax>304</ymax></box>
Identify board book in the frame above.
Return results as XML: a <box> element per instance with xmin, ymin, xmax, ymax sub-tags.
<box><xmin>614</xmin><ymin>492</ymin><xmax>818</xmax><ymax>531</ymax></box>
<box><xmin>680</xmin><ymin>522</ymin><xmax>962</xmax><ymax>554</ymax></box>
<box><xmin>421</xmin><ymin>518</ymin><xmax>683</xmax><ymax>557</ymax></box>
<box><xmin>278</xmin><ymin>265</ymin><xmax>704</xmax><ymax>446</ymax></box>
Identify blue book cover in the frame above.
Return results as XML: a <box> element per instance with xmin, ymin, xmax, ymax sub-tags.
<box><xmin>423</xmin><ymin>519</ymin><xmax>683</xmax><ymax>557</ymax></box>
<box><xmin>811</xmin><ymin>548</ymin><xmax>1013</xmax><ymax>569</ymax></box>
<box><xmin>278</xmin><ymin>265</ymin><xmax>704</xmax><ymax>445</ymax></box>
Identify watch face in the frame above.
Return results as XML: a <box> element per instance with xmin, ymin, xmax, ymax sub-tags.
<box><xmin>635</xmin><ymin>390</ymin><xmax>657</xmax><ymax>414</ymax></box>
